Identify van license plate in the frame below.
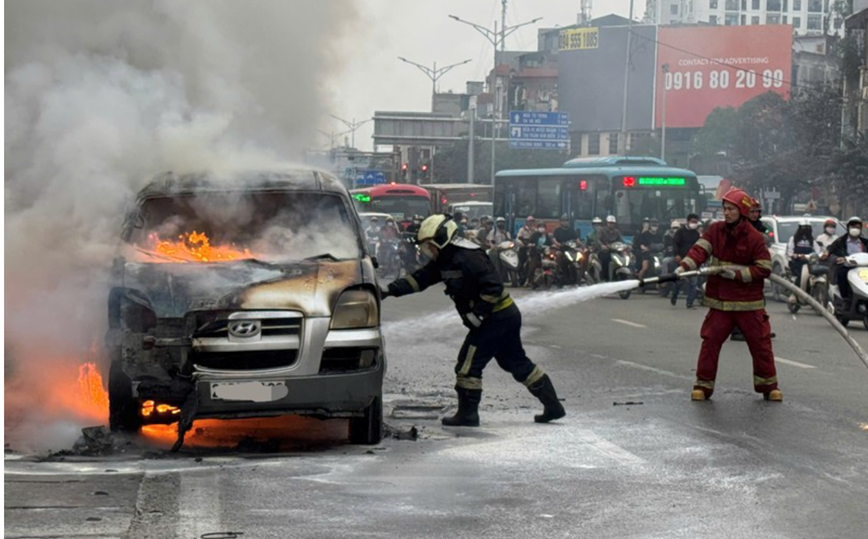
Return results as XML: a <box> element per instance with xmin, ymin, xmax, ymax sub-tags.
<box><xmin>210</xmin><ymin>381</ymin><xmax>288</xmax><ymax>403</ymax></box>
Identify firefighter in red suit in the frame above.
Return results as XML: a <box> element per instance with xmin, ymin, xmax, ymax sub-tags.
<box><xmin>676</xmin><ymin>188</ymin><xmax>783</xmax><ymax>402</ymax></box>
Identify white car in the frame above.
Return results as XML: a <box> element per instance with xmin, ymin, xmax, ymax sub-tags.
<box><xmin>761</xmin><ymin>215</ymin><xmax>844</xmax><ymax>301</ymax></box>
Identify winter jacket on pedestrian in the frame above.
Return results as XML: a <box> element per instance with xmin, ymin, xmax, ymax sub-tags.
<box><xmin>679</xmin><ymin>218</ymin><xmax>773</xmax><ymax>311</ymax></box>
<box><xmin>673</xmin><ymin>227</ymin><xmax>701</xmax><ymax>259</ymax></box>
<box><xmin>826</xmin><ymin>234</ymin><xmax>868</xmax><ymax>260</ymax></box>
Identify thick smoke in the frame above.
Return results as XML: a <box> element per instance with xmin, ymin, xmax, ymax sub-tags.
<box><xmin>4</xmin><ymin>0</ymin><xmax>360</xmax><ymax>451</ymax></box>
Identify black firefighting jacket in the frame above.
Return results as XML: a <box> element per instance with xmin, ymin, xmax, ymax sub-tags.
<box><xmin>387</xmin><ymin>242</ymin><xmax>517</xmax><ymax>328</ymax></box>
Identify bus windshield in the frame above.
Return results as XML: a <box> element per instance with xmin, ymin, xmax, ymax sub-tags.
<box><xmin>365</xmin><ymin>196</ymin><xmax>430</xmax><ymax>219</ymax></box>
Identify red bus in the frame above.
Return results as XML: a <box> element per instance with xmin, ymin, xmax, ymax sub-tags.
<box><xmin>350</xmin><ymin>184</ymin><xmax>432</xmax><ymax>222</ymax></box>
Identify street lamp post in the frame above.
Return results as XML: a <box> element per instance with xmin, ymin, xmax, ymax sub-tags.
<box><xmin>397</xmin><ymin>56</ymin><xmax>473</xmax><ymax>110</ymax></box>
<box><xmin>618</xmin><ymin>0</ymin><xmax>635</xmax><ymax>155</ymax></box>
<box><xmin>661</xmin><ymin>63</ymin><xmax>669</xmax><ymax>162</ymax></box>
<box><xmin>329</xmin><ymin>115</ymin><xmax>372</xmax><ymax>149</ymax></box>
<box><xmin>449</xmin><ymin>13</ymin><xmax>542</xmax><ymax>185</ymax></box>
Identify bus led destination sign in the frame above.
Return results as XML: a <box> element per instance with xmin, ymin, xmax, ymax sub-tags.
<box><xmin>638</xmin><ymin>176</ymin><xmax>687</xmax><ymax>187</ymax></box>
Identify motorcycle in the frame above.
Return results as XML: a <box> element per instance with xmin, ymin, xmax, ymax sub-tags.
<box><xmin>399</xmin><ymin>232</ymin><xmax>421</xmax><ymax>275</ymax></box>
<box><xmin>829</xmin><ymin>252</ymin><xmax>868</xmax><ymax>330</ymax></box>
<box><xmin>531</xmin><ymin>245</ymin><xmax>560</xmax><ymax>290</ymax></box>
<box><xmin>378</xmin><ymin>237</ymin><xmax>402</xmax><ymax>278</ymax></box>
<box><xmin>786</xmin><ymin>253</ymin><xmax>831</xmax><ymax>315</ymax></box>
<box><xmin>637</xmin><ymin>243</ymin><xmax>665</xmax><ymax>295</ymax></box>
<box><xmin>557</xmin><ymin>241</ymin><xmax>587</xmax><ymax>286</ymax></box>
<box><xmin>492</xmin><ymin>240</ymin><xmax>521</xmax><ymax>287</ymax></box>
<box><xmin>609</xmin><ymin>242</ymin><xmax>635</xmax><ymax>300</ymax></box>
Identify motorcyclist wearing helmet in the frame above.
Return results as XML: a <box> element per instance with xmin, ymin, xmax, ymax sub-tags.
<box><xmin>595</xmin><ymin>215</ymin><xmax>624</xmax><ymax>282</ymax></box>
<box><xmin>516</xmin><ymin>216</ymin><xmax>537</xmax><ymax>286</ymax></box>
<box><xmin>405</xmin><ymin>215</ymin><xmax>423</xmax><ymax>236</ymax></box>
<box><xmin>364</xmin><ymin>217</ymin><xmax>381</xmax><ymax>254</ymax></box>
<box><xmin>552</xmin><ymin>215</ymin><xmax>584</xmax><ymax>285</ymax></box>
<box><xmin>816</xmin><ymin>218</ymin><xmax>839</xmax><ymax>256</ymax></box>
<box><xmin>474</xmin><ymin>216</ymin><xmax>493</xmax><ymax>248</ymax></box>
<box><xmin>748</xmin><ymin>199</ymin><xmax>772</xmax><ymax>246</ymax></box>
<box><xmin>487</xmin><ymin>217</ymin><xmax>513</xmax><ymax>278</ymax></box>
<box><xmin>786</xmin><ymin>220</ymin><xmax>821</xmax><ymax>297</ymax></box>
<box><xmin>634</xmin><ymin>217</ymin><xmax>663</xmax><ymax>282</ymax></box>
<box><xmin>826</xmin><ymin>216</ymin><xmax>868</xmax><ymax>300</ymax></box>
<box><xmin>380</xmin><ymin>215</ymin><xmax>566</xmax><ymax>426</ymax></box>
<box><xmin>675</xmin><ymin>188</ymin><xmax>781</xmax><ymax>402</ymax></box>
<box><xmin>586</xmin><ymin>216</ymin><xmax>604</xmax><ymax>246</ymax></box>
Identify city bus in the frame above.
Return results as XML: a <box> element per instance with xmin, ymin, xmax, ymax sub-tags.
<box><xmin>494</xmin><ymin>156</ymin><xmax>704</xmax><ymax>240</ymax></box>
<box><xmin>350</xmin><ymin>184</ymin><xmax>431</xmax><ymax>226</ymax></box>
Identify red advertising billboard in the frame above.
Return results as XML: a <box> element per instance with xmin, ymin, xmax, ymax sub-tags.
<box><xmin>655</xmin><ymin>25</ymin><xmax>792</xmax><ymax>129</ymax></box>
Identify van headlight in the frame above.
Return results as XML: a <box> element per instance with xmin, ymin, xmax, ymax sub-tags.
<box><xmin>331</xmin><ymin>290</ymin><xmax>379</xmax><ymax>329</ymax></box>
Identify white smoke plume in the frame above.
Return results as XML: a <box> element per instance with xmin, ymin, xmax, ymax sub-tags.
<box><xmin>4</xmin><ymin>0</ymin><xmax>360</xmax><ymax>451</ymax></box>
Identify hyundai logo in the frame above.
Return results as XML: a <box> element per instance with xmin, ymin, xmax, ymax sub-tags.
<box><xmin>228</xmin><ymin>320</ymin><xmax>261</xmax><ymax>338</ymax></box>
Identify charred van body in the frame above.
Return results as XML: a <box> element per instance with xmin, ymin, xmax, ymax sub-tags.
<box><xmin>105</xmin><ymin>170</ymin><xmax>385</xmax><ymax>449</ymax></box>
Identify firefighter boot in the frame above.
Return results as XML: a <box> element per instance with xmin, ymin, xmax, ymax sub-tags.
<box><xmin>763</xmin><ymin>389</ymin><xmax>783</xmax><ymax>402</ymax></box>
<box><xmin>441</xmin><ymin>388</ymin><xmax>481</xmax><ymax>427</ymax></box>
<box><xmin>528</xmin><ymin>374</ymin><xmax>566</xmax><ymax>423</ymax></box>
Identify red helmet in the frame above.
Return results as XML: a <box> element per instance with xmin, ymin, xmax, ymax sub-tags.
<box><xmin>721</xmin><ymin>188</ymin><xmax>754</xmax><ymax>218</ymax></box>
<box><xmin>750</xmin><ymin>198</ymin><xmax>762</xmax><ymax>210</ymax></box>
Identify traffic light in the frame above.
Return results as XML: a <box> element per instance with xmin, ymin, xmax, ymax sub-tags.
<box><xmin>401</xmin><ymin>163</ymin><xmax>408</xmax><ymax>179</ymax></box>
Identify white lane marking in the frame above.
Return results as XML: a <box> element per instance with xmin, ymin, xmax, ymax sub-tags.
<box><xmin>612</xmin><ymin>318</ymin><xmax>646</xmax><ymax>328</ymax></box>
<box><xmin>616</xmin><ymin>360</ymin><xmax>693</xmax><ymax>380</ymax></box>
<box><xmin>775</xmin><ymin>356</ymin><xmax>817</xmax><ymax>369</ymax></box>
<box><xmin>549</xmin><ymin>344</ymin><xmax>562</xmax><ymax>349</ymax></box>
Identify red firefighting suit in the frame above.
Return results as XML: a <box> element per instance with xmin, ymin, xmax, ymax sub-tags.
<box><xmin>679</xmin><ymin>218</ymin><xmax>778</xmax><ymax>398</ymax></box>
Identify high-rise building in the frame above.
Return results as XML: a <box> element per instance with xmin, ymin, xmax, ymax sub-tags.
<box><xmin>644</xmin><ymin>0</ymin><xmax>846</xmax><ymax>36</ymax></box>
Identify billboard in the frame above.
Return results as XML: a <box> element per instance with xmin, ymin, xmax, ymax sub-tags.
<box><xmin>558</xmin><ymin>24</ymin><xmax>658</xmax><ymax>132</ymax></box>
<box><xmin>559</xmin><ymin>27</ymin><xmax>599</xmax><ymax>51</ymax></box>
<box><xmin>655</xmin><ymin>25</ymin><xmax>792</xmax><ymax>129</ymax></box>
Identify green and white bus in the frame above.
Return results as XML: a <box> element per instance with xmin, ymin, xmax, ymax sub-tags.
<box><xmin>494</xmin><ymin>156</ymin><xmax>704</xmax><ymax>240</ymax></box>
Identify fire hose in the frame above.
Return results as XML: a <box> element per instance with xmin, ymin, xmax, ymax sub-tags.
<box><xmin>640</xmin><ymin>266</ymin><xmax>868</xmax><ymax>371</ymax></box>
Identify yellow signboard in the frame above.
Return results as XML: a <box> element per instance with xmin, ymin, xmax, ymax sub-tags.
<box><xmin>559</xmin><ymin>27</ymin><xmax>599</xmax><ymax>51</ymax></box>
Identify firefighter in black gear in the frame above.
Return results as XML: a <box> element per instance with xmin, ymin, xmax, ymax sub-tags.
<box><xmin>380</xmin><ymin>214</ymin><xmax>566</xmax><ymax>427</ymax></box>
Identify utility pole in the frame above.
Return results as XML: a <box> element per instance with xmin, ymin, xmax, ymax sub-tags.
<box><xmin>449</xmin><ymin>9</ymin><xmax>542</xmax><ymax>184</ymax></box>
<box><xmin>618</xmin><ymin>0</ymin><xmax>635</xmax><ymax>155</ymax></box>
<box><xmin>329</xmin><ymin>115</ymin><xmax>372</xmax><ymax>149</ymax></box>
<box><xmin>396</xmin><ymin>56</ymin><xmax>473</xmax><ymax>110</ymax></box>
<box><xmin>468</xmin><ymin>97</ymin><xmax>476</xmax><ymax>184</ymax></box>
<box><xmin>661</xmin><ymin>63</ymin><xmax>669</xmax><ymax>162</ymax></box>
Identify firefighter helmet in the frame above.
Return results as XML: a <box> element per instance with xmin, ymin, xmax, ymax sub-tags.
<box><xmin>417</xmin><ymin>214</ymin><xmax>458</xmax><ymax>249</ymax></box>
<box><xmin>721</xmin><ymin>188</ymin><xmax>754</xmax><ymax>218</ymax></box>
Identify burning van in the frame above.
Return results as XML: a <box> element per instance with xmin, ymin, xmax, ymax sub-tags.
<box><xmin>105</xmin><ymin>170</ymin><xmax>385</xmax><ymax>449</ymax></box>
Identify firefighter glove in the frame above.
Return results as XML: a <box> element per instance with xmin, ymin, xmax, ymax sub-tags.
<box><xmin>674</xmin><ymin>266</ymin><xmax>686</xmax><ymax>276</ymax></box>
<box><xmin>720</xmin><ymin>268</ymin><xmax>737</xmax><ymax>280</ymax></box>
<box><xmin>379</xmin><ymin>284</ymin><xmax>392</xmax><ymax>300</ymax></box>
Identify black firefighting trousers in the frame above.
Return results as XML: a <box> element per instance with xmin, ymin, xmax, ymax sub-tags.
<box><xmin>454</xmin><ymin>310</ymin><xmax>545</xmax><ymax>391</ymax></box>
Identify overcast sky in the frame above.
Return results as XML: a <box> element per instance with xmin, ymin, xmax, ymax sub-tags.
<box><xmin>329</xmin><ymin>0</ymin><xmax>635</xmax><ymax>151</ymax></box>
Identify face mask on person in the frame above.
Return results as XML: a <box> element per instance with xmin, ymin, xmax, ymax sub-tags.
<box><xmin>497</xmin><ymin>223</ymin><xmax>505</xmax><ymax>229</ymax></box>
<box><xmin>537</xmin><ymin>227</ymin><xmax>546</xmax><ymax>233</ymax></box>
<box><xmin>650</xmin><ymin>226</ymin><xmax>658</xmax><ymax>233</ymax></box>
<box><xmin>849</xmin><ymin>227</ymin><xmax>862</xmax><ymax>238</ymax></box>
<box><xmin>825</xmin><ymin>226</ymin><xmax>836</xmax><ymax>235</ymax></box>
<box><xmin>688</xmin><ymin>222</ymin><xmax>699</xmax><ymax>230</ymax></box>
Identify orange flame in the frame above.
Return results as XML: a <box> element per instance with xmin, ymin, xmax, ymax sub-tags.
<box><xmin>77</xmin><ymin>362</ymin><xmax>109</xmax><ymax>413</ymax></box>
<box><xmin>147</xmin><ymin>230</ymin><xmax>253</xmax><ymax>263</ymax></box>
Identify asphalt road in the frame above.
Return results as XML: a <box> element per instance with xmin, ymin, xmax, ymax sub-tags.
<box><xmin>6</xmin><ymin>285</ymin><xmax>868</xmax><ymax>538</ymax></box>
